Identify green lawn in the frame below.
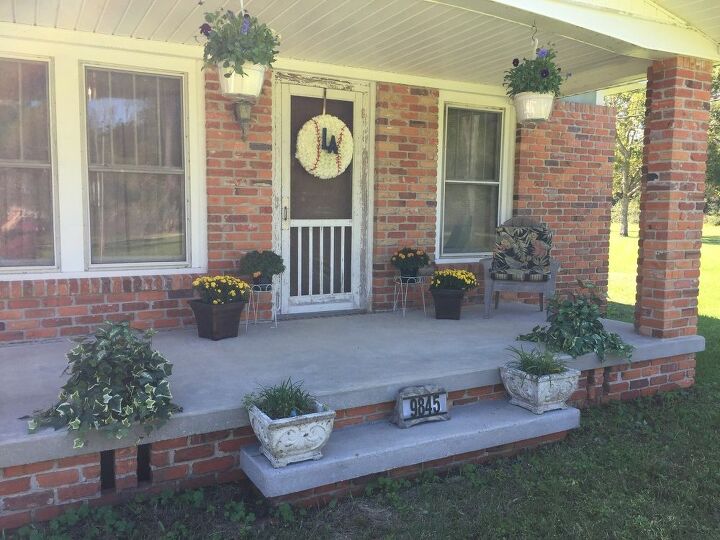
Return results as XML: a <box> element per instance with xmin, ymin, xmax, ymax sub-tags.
<box><xmin>13</xmin><ymin>226</ymin><xmax>720</xmax><ymax>540</ymax></box>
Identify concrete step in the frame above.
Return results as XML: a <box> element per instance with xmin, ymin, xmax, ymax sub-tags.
<box><xmin>239</xmin><ymin>399</ymin><xmax>580</xmax><ymax>497</ymax></box>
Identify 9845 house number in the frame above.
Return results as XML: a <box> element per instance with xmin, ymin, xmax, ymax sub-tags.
<box><xmin>393</xmin><ymin>385</ymin><xmax>450</xmax><ymax>428</ymax></box>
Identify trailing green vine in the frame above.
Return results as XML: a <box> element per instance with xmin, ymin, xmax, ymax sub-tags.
<box><xmin>518</xmin><ymin>281</ymin><xmax>633</xmax><ymax>361</ymax></box>
<box><xmin>28</xmin><ymin>322</ymin><xmax>181</xmax><ymax>448</ymax></box>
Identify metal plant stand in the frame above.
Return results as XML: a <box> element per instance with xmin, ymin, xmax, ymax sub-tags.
<box><xmin>392</xmin><ymin>275</ymin><xmax>428</xmax><ymax>317</ymax></box>
<box><xmin>245</xmin><ymin>283</ymin><xmax>279</xmax><ymax>330</ymax></box>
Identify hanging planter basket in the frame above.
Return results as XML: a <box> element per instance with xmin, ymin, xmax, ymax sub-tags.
<box><xmin>217</xmin><ymin>62</ymin><xmax>266</xmax><ymax>99</ymax></box>
<box><xmin>513</xmin><ymin>92</ymin><xmax>554</xmax><ymax>122</ymax></box>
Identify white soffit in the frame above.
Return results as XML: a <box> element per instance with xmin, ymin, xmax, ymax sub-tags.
<box><xmin>0</xmin><ymin>0</ymin><xmax>717</xmax><ymax>94</ymax></box>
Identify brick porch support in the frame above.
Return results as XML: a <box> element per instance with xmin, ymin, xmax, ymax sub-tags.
<box><xmin>635</xmin><ymin>56</ymin><xmax>713</xmax><ymax>338</ymax></box>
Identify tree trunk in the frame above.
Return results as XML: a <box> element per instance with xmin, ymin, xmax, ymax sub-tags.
<box><xmin>620</xmin><ymin>196</ymin><xmax>630</xmax><ymax>237</ymax></box>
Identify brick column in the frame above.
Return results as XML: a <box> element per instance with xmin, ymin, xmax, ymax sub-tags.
<box><xmin>635</xmin><ymin>56</ymin><xmax>713</xmax><ymax>338</ymax></box>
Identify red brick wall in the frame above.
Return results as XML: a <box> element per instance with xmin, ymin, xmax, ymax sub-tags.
<box><xmin>635</xmin><ymin>56</ymin><xmax>712</xmax><ymax>338</ymax></box>
<box><xmin>0</xmin><ymin>276</ymin><xmax>197</xmax><ymax>343</ymax></box>
<box><xmin>372</xmin><ymin>83</ymin><xmax>439</xmax><ymax>310</ymax></box>
<box><xmin>205</xmin><ymin>68</ymin><xmax>274</xmax><ymax>274</ymax></box>
<box><xmin>514</xmin><ymin>101</ymin><xmax>616</xmax><ymax>298</ymax></box>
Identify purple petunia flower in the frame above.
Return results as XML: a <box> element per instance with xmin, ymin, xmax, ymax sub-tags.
<box><xmin>537</xmin><ymin>48</ymin><xmax>549</xmax><ymax>58</ymax></box>
<box><xmin>512</xmin><ymin>58</ymin><xmax>519</xmax><ymax>67</ymax></box>
<box><xmin>199</xmin><ymin>23</ymin><xmax>212</xmax><ymax>37</ymax></box>
<box><xmin>540</xmin><ymin>69</ymin><xmax>549</xmax><ymax>78</ymax></box>
<box><xmin>241</xmin><ymin>14</ymin><xmax>251</xmax><ymax>35</ymax></box>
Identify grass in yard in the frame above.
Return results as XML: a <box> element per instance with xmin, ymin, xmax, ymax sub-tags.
<box><xmin>10</xmin><ymin>226</ymin><xmax>720</xmax><ymax>540</ymax></box>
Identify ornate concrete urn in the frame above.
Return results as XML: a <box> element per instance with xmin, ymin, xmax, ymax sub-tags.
<box><xmin>247</xmin><ymin>401</ymin><xmax>336</xmax><ymax>468</ymax></box>
<box><xmin>500</xmin><ymin>365</ymin><xmax>580</xmax><ymax>414</ymax></box>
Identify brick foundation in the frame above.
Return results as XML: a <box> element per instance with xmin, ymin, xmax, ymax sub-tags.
<box><xmin>0</xmin><ymin>353</ymin><xmax>694</xmax><ymax>531</ymax></box>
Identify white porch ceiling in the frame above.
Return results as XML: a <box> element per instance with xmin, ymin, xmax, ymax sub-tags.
<box><xmin>0</xmin><ymin>0</ymin><xmax>717</xmax><ymax>94</ymax></box>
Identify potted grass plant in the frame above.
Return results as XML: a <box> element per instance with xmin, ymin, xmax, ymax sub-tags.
<box><xmin>429</xmin><ymin>269</ymin><xmax>477</xmax><ymax>320</ymax></box>
<box><xmin>238</xmin><ymin>250</ymin><xmax>285</xmax><ymax>286</ymax></box>
<box><xmin>503</xmin><ymin>45</ymin><xmax>566</xmax><ymax>122</ymax></box>
<box><xmin>244</xmin><ymin>378</ymin><xmax>335</xmax><ymax>468</ymax></box>
<box><xmin>500</xmin><ymin>346</ymin><xmax>580</xmax><ymax>414</ymax></box>
<box><xmin>199</xmin><ymin>8</ymin><xmax>280</xmax><ymax>98</ymax></box>
<box><xmin>190</xmin><ymin>275</ymin><xmax>251</xmax><ymax>340</ymax></box>
<box><xmin>390</xmin><ymin>247</ymin><xmax>431</xmax><ymax>282</ymax></box>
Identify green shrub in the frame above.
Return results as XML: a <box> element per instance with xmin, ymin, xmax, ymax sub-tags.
<box><xmin>518</xmin><ymin>281</ymin><xmax>634</xmax><ymax>361</ymax></box>
<box><xmin>243</xmin><ymin>378</ymin><xmax>316</xmax><ymax>420</ymax></box>
<box><xmin>506</xmin><ymin>346</ymin><xmax>567</xmax><ymax>377</ymax></box>
<box><xmin>503</xmin><ymin>45</ymin><xmax>565</xmax><ymax>97</ymax></box>
<box><xmin>238</xmin><ymin>250</ymin><xmax>286</xmax><ymax>280</ymax></box>
<box><xmin>200</xmin><ymin>9</ymin><xmax>280</xmax><ymax>77</ymax></box>
<box><xmin>28</xmin><ymin>322</ymin><xmax>181</xmax><ymax>448</ymax></box>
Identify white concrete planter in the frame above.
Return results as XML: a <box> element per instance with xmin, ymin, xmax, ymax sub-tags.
<box><xmin>500</xmin><ymin>365</ymin><xmax>580</xmax><ymax>414</ymax></box>
<box><xmin>513</xmin><ymin>92</ymin><xmax>555</xmax><ymax>122</ymax></box>
<box><xmin>248</xmin><ymin>401</ymin><xmax>336</xmax><ymax>468</ymax></box>
<box><xmin>217</xmin><ymin>62</ymin><xmax>266</xmax><ymax>99</ymax></box>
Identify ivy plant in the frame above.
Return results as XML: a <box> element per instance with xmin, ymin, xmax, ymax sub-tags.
<box><xmin>518</xmin><ymin>281</ymin><xmax>634</xmax><ymax>361</ymax></box>
<box><xmin>503</xmin><ymin>45</ymin><xmax>565</xmax><ymax>97</ymax></box>
<box><xmin>200</xmin><ymin>9</ymin><xmax>280</xmax><ymax>77</ymax></box>
<box><xmin>28</xmin><ymin>322</ymin><xmax>181</xmax><ymax>448</ymax></box>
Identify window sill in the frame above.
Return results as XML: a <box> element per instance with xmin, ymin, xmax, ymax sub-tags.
<box><xmin>0</xmin><ymin>266</ymin><xmax>207</xmax><ymax>281</ymax></box>
<box><xmin>435</xmin><ymin>255</ymin><xmax>492</xmax><ymax>265</ymax></box>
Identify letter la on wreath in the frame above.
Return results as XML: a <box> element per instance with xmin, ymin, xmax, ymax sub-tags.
<box><xmin>296</xmin><ymin>114</ymin><xmax>353</xmax><ymax>180</ymax></box>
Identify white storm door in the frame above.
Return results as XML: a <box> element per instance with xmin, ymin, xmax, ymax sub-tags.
<box><xmin>278</xmin><ymin>83</ymin><xmax>366</xmax><ymax>314</ymax></box>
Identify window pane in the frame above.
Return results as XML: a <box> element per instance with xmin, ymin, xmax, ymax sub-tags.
<box><xmin>0</xmin><ymin>58</ymin><xmax>53</xmax><ymax>268</ymax></box>
<box><xmin>89</xmin><ymin>172</ymin><xmax>185</xmax><ymax>264</ymax></box>
<box><xmin>85</xmin><ymin>68</ymin><xmax>186</xmax><ymax>265</ymax></box>
<box><xmin>0</xmin><ymin>167</ymin><xmax>54</xmax><ymax>266</ymax></box>
<box><xmin>445</xmin><ymin>108</ymin><xmax>501</xmax><ymax>181</ymax></box>
<box><xmin>442</xmin><ymin>183</ymin><xmax>499</xmax><ymax>255</ymax></box>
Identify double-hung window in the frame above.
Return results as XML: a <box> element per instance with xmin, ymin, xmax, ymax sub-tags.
<box><xmin>84</xmin><ymin>67</ymin><xmax>187</xmax><ymax>265</ymax></box>
<box><xmin>440</xmin><ymin>106</ymin><xmax>503</xmax><ymax>257</ymax></box>
<box><xmin>0</xmin><ymin>59</ymin><xmax>54</xmax><ymax>267</ymax></box>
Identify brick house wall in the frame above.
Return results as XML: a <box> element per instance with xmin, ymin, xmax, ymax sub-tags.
<box><xmin>514</xmin><ymin>102</ymin><xmax>616</xmax><ymax>298</ymax></box>
<box><xmin>0</xmin><ymin>75</ymin><xmax>615</xmax><ymax>341</ymax></box>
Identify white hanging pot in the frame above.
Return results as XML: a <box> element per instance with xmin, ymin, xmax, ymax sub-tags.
<box><xmin>217</xmin><ymin>62</ymin><xmax>266</xmax><ymax>99</ymax></box>
<box><xmin>513</xmin><ymin>92</ymin><xmax>555</xmax><ymax>122</ymax></box>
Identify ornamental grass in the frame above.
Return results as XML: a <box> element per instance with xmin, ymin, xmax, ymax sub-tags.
<box><xmin>429</xmin><ymin>269</ymin><xmax>478</xmax><ymax>291</ymax></box>
<box><xmin>192</xmin><ymin>275</ymin><xmax>250</xmax><ymax>305</ymax></box>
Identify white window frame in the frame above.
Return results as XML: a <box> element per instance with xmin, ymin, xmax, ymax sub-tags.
<box><xmin>0</xmin><ymin>53</ymin><xmax>59</xmax><ymax>272</ymax></box>
<box><xmin>435</xmin><ymin>90</ymin><xmax>515</xmax><ymax>264</ymax></box>
<box><xmin>0</xmin><ymin>29</ymin><xmax>207</xmax><ymax>279</ymax></box>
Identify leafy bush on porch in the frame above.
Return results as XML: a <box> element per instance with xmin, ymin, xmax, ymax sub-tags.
<box><xmin>27</xmin><ymin>323</ymin><xmax>181</xmax><ymax>449</ymax></box>
<box><xmin>518</xmin><ymin>281</ymin><xmax>634</xmax><ymax>360</ymax></box>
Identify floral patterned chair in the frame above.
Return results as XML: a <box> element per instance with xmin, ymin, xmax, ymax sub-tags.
<box><xmin>479</xmin><ymin>217</ymin><xmax>560</xmax><ymax>318</ymax></box>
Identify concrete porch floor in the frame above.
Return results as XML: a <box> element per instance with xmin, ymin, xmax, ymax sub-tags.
<box><xmin>0</xmin><ymin>303</ymin><xmax>705</xmax><ymax>468</ymax></box>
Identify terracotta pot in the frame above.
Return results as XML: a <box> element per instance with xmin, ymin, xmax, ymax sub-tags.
<box><xmin>252</xmin><ymin>274</ymin><xmax>272</xmax><ymax>286</ymax></box>
<box><xmin>189</xmin><ymin>300</ymin><xmax>246</xmax><ymax>340</ymax></box>
<box><xmin>431</xmin><ymin>289</ymin><xmax>465</xmax><ymax>320</ymax></box>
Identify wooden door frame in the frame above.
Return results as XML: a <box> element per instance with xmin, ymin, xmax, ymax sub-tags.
<box><xmin>271</xmin><ymin>71</ymin><xmax>375</xmax><ymax>315</ymax></box>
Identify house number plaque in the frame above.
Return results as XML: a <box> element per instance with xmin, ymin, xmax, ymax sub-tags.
<box><xmin>392</xmin><ymin>384</ymin><xmax>450</xmax><ymax>428</ymax></box>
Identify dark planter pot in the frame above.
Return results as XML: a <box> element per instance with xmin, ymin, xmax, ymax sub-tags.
<box><xmin>252</xmin><ymin>275</ymin><xmax>272</xmax><ymax>286</ymax></box>
<box><xmin>189</xmin><ymin>300</ymin><xmax>246</xmax><ymax>340</ymax></box>
<box><xmin>399</xmin><ymin>267</ymin><xmax>419</xmax><ymax>283</ymax></box>
<box><xmin>431</xmin><ymin>289</ymin><xmax>465</xmax><ymax>320</ymax></box>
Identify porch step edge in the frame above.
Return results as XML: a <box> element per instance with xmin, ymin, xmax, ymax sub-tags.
<box><xmin>239</xmin><ymin>399</ymin><xmax>580</xmax><ymax>497</ymax></box>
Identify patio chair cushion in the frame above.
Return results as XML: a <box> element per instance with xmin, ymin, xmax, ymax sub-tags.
<box><xmin>490</xmin><ymin>224</ymin><xmax>553</xmax><ymax>281</ymax></box>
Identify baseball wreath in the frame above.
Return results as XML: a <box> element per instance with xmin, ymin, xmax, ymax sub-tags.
<box><xmin>295</xmin><ymin>114</ymin><xmax>354</xmax><ymax>179</ymax></box>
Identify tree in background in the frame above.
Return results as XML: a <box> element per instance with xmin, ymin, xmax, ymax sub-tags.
<box><xmin>605</xmin><ymin>90</ymin><xmax>644</xmax><ymax>237</ymax></box>
<box><xmin>706</xmin><ymin>66</ymin><xmax>720</xmax><ymax>216</ymax></box>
